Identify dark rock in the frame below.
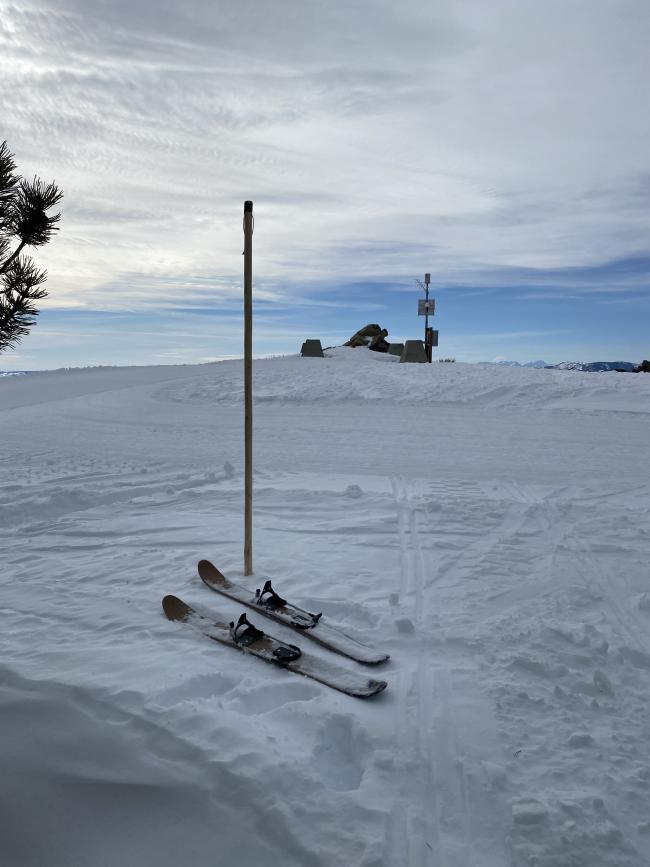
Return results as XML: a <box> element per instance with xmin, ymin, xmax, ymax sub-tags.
<box><xmin>635</xmin><ymin>359</ymin><xmax>650</xmax><ymax>373</ymax></box>
<box><xmin>368</xmin><ymin>329</ymin><xmax>390</xmax><ymax>353</ymax></box>
<box><xmin>345</xmin><ymin>324</ymin><xmax>385</xmax><ymax>348</ymax></box>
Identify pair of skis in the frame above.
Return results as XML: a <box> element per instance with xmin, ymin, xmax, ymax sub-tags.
<box><xmin>163</xmin><ymin>560</ymin><xmax>389</xmax><ymax>698</ymax></box>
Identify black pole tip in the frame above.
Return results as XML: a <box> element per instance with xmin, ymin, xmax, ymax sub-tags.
<box><xmin>244</xmin><ymin>200</ymin><xmax>253</xmax><ymax>212</ymax></box>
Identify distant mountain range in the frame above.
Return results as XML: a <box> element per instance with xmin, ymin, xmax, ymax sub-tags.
<box><xmin>552</xmin><ymin>361</ymin><xmax>637</xmax><ymax>372</ymax></box>
<box><xmin>490</xmin><ymin>360</ymin><xmax>637</xmax><ymax>372</ymax></box>
<box><xmin>493</xmin><ymin>360</ymin><xmax>549</xmax><ymax>368</ymax></box>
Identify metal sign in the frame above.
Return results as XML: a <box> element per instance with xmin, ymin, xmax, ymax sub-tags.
<box><xmin>418</xmin><ymin>298</ymin><xmax>435</xmax><ymax>316</ymax></box>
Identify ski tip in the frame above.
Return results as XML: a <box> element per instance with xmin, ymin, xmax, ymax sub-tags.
<box><xmin>198</xmin><ymin>559</ymin><xmax>226</xmax><ymax>583</ymax></box>
<box><xmin>162</xmin><ymin>594</ymin><xmax>192</xmax><ymax>622</ymax></box>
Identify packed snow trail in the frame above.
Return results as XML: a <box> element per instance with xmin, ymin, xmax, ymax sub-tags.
<box><xmin>2</xmin><ymin>350</ymin><xmax>649</xmax><ymax>866</ymax></box>
<box><xmin>384</xmin><ymin>477</ymin><xmax>511</xmax><ymax>867</ymax></box>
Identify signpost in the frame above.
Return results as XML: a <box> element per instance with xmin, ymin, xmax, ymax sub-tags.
<box><xmin>417</xmin><ymin>272</ymin><xmax>436</xmax><ymax>362</ymax></box>
<box><xmin>243</xmin><ymin>201</ymin><xmax>253</xmax><ymax>575</ymax></box>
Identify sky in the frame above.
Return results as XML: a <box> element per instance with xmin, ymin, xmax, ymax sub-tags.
<box><xmin>1</xmin><ymin>0</ymin><xmax>649</xmax><ymax>369</ymax></box>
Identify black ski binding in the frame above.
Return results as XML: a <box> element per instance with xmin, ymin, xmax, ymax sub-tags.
<box><xmin>230</xmin><ymin>612</ymin><xmax>265</xmax><ymax>647</ymax></box>
<box><xmin>230</xmin><ymin>613</ymin><xmax>301</xmax><ymax>663</ymax></box>
<box><xmin>290</xmin><ymin>610</ymin><xmax>323</xmax><ymax>630</ymax></box>
<box><xmin>255</xmin><ymin>580</ymin><xmax>322</xmax><ymax>630</ymax></box>
<box><xmin>272</xmin><ymin>643</ymin><xmax>301</xmax><ymax>663</ymax></box>
<box><xmin>255</xmin><ymin>580</ymin><xmax>287</xmax><ymax>611</ymax></box>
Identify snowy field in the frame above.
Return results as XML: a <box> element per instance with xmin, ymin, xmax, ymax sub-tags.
<box><xmin>2</xmin><ymin>347</ymin><xmax>649</xmax><ymax>867</ymax></box>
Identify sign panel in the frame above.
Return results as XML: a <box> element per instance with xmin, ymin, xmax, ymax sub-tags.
<box><xmin>418</xmin><ymin>298</ymin><xmax>435</xmax><ymax>316</ymax></box>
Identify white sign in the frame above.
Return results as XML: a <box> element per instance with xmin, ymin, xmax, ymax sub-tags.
<box><xmin>418</xmin><ymin>298</ymin><xmax>435</xmax><ymax>316</ymax></box>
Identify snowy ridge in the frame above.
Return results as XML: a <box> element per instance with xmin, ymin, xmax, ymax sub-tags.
<box><xmin>2</xmin><ymin>352</ymin><xmax>650</xmax><ymax>865</ymax></box>
<box><xmin>152</xmin><ymin>346</ymin><xmax>650</xmax><ymax>413</ymax></box>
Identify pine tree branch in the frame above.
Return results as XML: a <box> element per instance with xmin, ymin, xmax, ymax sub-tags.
<box><xmin>6</xmin><ymin>176</ymin><xmax>63</xmax><ymax>249</ymax></box>
<box><xmin>0</xmin><ymin>141</ymin><xmax>62</xmax><ymax>354</ymax></box>
<box><xmin>0</xmin><ymin>255</ymin><xmax>48</xmax><ymax>352</ymax></box>
<box><xmin>0</xmin><ymin>140</ymin><xmax>18</xmax><ymax>205</ymax></box>
<box><xmin>0</xmin><ymin>239</ymin><xmax>27</xmax><ymax>275</ymax></box>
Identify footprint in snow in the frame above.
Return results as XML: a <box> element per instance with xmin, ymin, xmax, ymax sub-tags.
<box><xmin>230</xmin><ymin>681</ymin><xmax>319</xmax><ymax>715</ymax></box>
<box><xmin>311</xmin><ymin>714</ymin><xmax>371</xmax><ymax>792</ymax></box>
<box><xmin>154</xmin><ymin>672</ymin><xmax>239</xmax><ymax>705</ymax></box>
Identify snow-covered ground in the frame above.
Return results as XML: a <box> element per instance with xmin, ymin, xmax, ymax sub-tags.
<box><xmin>2</xmin><ymin>348</ymin><xmax>649</xmax><ymax>866</ymax></box>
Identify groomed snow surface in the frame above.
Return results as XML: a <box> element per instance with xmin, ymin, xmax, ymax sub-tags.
<box><xmin>2</xmin><ymin>347</ymin><xmax>649</xmax><ymax>867</ymax></box>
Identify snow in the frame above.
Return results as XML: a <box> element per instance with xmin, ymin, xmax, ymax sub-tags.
<box><xmin>1</xmin><ymin>347</ymin><xmax>649</xmax><ymax>866</ymax></box>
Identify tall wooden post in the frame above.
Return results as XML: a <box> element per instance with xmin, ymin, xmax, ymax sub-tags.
<box><xmin>243</xmin><ymin>201</ymin><xmax>253</xmax><ymax>575</ymax></box>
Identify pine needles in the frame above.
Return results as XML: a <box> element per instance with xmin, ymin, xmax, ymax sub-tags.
<box><xmin>0</xmin><ymin>141</ymin><xmax>63</xmax><ymax>353</ymax></box>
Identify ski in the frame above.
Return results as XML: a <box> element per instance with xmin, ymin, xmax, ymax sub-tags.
<box><xmin>162</xmin><ymin>595</ymin><xmax>387</xmax><ymax>698</ymax></box>
<box><xmin>197</xmin><ymin>559</ymin><xmax>389</xmax><ymax>665</ymax></box>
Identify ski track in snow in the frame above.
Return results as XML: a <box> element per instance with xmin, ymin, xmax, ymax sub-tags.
<box><xmin>386</xmin><ymin>476</ymin><xmax>511</xmax><ymax>867</ymax></box>
<box><xmin>386</xmin><ymin>475</ymin><xmax>437</xmax><ymax>866</ymax></box>
<box><xmin>2</xmin><ymin>351</ymin><xmax>650</xmax><ymax>866</ymax></box>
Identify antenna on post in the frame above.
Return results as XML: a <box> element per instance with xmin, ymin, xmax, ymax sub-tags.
<box><xmin>423</xmin><ymin>272</ymin><xmax>430</xmax><ymax>363</ymax></box>
<box><xmin>416</xmin><ymin>272</ymin><xmax>437</xmax><ymax>362</ymax></box>
<box><xmin>243</xmin><ymin>201</ymin><xmax>253</xmax><ymax>575</ymax></box>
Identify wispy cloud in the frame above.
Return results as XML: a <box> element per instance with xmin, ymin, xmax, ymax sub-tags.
<box><xmin>1</xmin><ymin>0</ymin><xmax>649</xmax><ymax>367</ymax></box>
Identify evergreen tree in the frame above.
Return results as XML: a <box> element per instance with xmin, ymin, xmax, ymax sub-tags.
<box><xmin>0</xmin><ymin>141</ymin><xmax>63</xmax><ymax>353</ymax></box>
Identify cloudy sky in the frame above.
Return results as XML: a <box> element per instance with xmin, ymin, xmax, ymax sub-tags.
<box><xmin>1</xmin><ymin>0</ymin><xmax>649</xmax><ymax>368</ymax></box>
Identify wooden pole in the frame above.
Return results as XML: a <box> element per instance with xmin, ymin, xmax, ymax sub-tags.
<box><xmin>243</xmin><ymin>201</ymin><xmax>253</xmax><ymax>575</ymax></box>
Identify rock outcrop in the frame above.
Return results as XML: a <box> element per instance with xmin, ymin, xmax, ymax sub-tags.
<box><xmin>345</xmin><ymin>324</ymin><xmax>390</xmax><ymax>353</ymax></box>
